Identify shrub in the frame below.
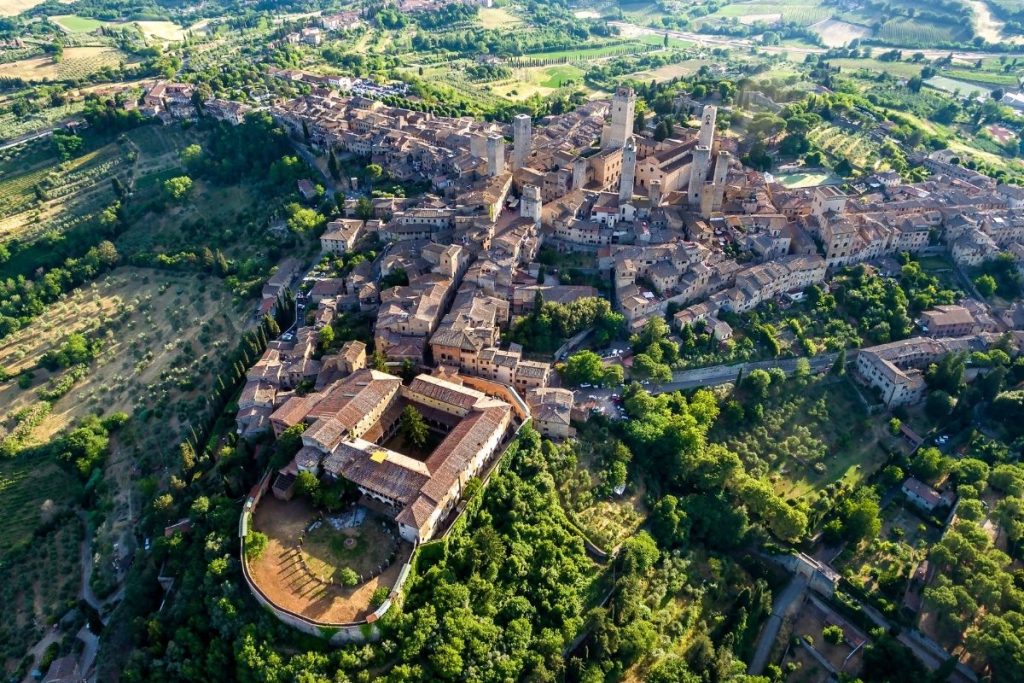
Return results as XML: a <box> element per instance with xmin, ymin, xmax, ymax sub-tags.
<box><xmin>823</xmin><ymin>624</ymin><xmax>844</xmax><ymax>645</ymax></box>
<box><xmin>244</xmin><ymin>531</ymin><xmax>268</xmax><ymax>561</ymax></box>
<box><xmin>369</xmin><ymin>586</ymin><xmax>391</xmax><ymax>608</ymax></box>
<box><xmin>338</xmin><ymin>567</ymin><xmax>359</xmax><ymax>587</ymax></box>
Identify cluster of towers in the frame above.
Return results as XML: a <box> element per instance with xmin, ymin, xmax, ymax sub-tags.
<box><xmin>469</xmin><ymin>132</ymin><xmax>507</xmax><ymax>177</ymax></box>
<box><xmin>687</xmin><ymin>104</ymin><xmax>731</xmax><ymax>216</ymax></box>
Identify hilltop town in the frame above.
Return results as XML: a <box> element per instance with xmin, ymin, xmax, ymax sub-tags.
<box><xmin>6</xmin><ymin>0</ymin><xmax>1024</xmax><ymax>682</ymax></box>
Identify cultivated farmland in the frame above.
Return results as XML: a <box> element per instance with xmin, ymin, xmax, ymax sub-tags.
<box><xmin>2</xmin><ymin>46</ymin><xmax>130</xmax><ymax>82</ymax></box>
<box><xmin>0</xmin><ymin>139</ymin><xmax>129</xmax><ymax>249</ymax></box>
<box><xmin>0</xmin><ymin>267</ymin><xmax>249</xmax><ymax>446</ymax></box>
<box><xmin>877</xmin><ymin>18</ymin><xmax>965</xmax><ymax>45</ymax></box>
<box><xmin>0</xmin><ymin>0</ymin><xmax>46</xmax><ymax>15</ymax></box>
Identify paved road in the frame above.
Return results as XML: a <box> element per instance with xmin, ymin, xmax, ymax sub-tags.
<box><xmin>0</xmin><ymin>124</ymin><xmax>60</xmax><ymax>152</ymax></box>
<box><xmin>612</xmin><ymin>20</ymin><xmax>1024</xmax><ymax>60</ymax></box>
<box><xmin>748</xmin><ymin>575</ymin><xmax>808</xmax><ymax>675</ymax></box>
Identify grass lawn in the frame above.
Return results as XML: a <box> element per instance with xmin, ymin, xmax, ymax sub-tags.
<box><xmin>130</xmin><ymin>20</ymin><xmax>186</xmax><ymax>41</ymax></box>
<box><xmin>51</xmin><ymin>14</ymin><xmax>106</xmax><ymax>33</ymax></box>
<box><xmin>491</xmin><ymin>64</ymin><xmax>590</xmax><ymax>101</ymax></box>
<box><xmin>632</xmin><ymin>59</ymin><xmax>706</xmax><ymax>83</ymax></box>
<box><xmin>773</xmin><ymin>171</ymin><xmax>843</xmax><ymax>188</ymax></box>
<box><xmin>303</xmin><ymin>518</ymin><xmax>398</xmax><ymax>581</ymax></box>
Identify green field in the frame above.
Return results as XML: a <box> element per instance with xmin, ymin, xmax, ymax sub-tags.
<box><xmin>927</xmin><ymin>74</ymin><xmax>995</xmax><ymax>97</ymax></box>
<box><xmin>477</xmin><ymin>6</ymin><xmax>521</xmax><ymax>29</ymax></box>
<box><xmin>828</xmin><ymin>57</ymin><xmax>924</xmax><ymax>79</ymax></box>
<box><xmin>51</xmin><ymin>14</ymin><xmax>106</xmax><ymax>33</ymax></box>
<box><xmin>944</xmin><ymin>68</ymin><xmax>1020</xmax><ymax>86</ymax></box>
<box><xmin>538</xmin><ymin>64</ymin><xmax>586</xmax><ymax>87</ymax></box>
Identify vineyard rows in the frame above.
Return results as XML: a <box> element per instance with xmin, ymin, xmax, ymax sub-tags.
<box><xmin>877</xmin><ymin>19</ymin><xmax>963</xmax><ymax>45</ymax></box>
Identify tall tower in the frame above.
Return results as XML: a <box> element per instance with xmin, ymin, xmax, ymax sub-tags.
<box><xmin>512</xmin><ymin>114</ymin><xmax>532</xmax><ymax>170</ymax></box>
<box><xmin>698</xmin><ymin>104</ymin><xmax>717</xmax><ymax>149</ymax></box>
<box><xmin>649</xmin><ymin>179</ymin><xmax>663</xmax><ymax>208</ymax></box>
<box><xmin>572</xmin><ymin>157</ymin><xmax>588</xmax><ymax>190</ymax></box>
<box><xmin>603</xmin><ymin>86</ymin><xmax>636</xmax><ymax>151</ymax></box>
<box><xmin>619</xmin><ymin>137</ymin><xmax>637</xmax><ymax>204</ymax></box>
<box><xmin>487</xmin><ymin>135</ymin><xmax>505</xmax><ymax>177</ymax></box>
<box><xmin>521</xmin><ymin>184</ymin><xmax>542</xmax><ymax>227</ymax></box>
<box><xmin>688</xmin><ymin>146</ymin><xmax>710</xmax><ymax>207</ymax></box>
<box><xmin>711</xmin><ymin>151</ymin><xmax>731</xmax><ymax>211</ymax></box>
<box><xmin>470</xmin><ymin>133</ymin><xmax>487</xmax><ymax>159</ymax></box>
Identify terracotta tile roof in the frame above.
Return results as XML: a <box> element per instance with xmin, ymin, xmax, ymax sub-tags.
<box><xmin>406</xmin><ymin>374</ymin><xmax>488</xmax><ymax>412</ymax></box>
<box><xmin>307</xmin><ymin>369</ymin><xmax>402</xmax><ymax>432</ymax></box>
<box><xmin>270</xmin><ymin>394</ymin><xmax>320</xmax><ymax>428</ymax></box>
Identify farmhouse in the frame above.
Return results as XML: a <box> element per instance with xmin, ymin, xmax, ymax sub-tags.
<box><xmin>902</xmin><ymin>477</ymin><xmax>956</xmax><ymax>512</ymax></box>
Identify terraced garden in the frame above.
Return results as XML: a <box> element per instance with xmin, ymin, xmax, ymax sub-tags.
<box><xmin>807</xmin><ymin>123</ymin><xmax>880</xmax><ymax>171</ymax></box>
<box><xmin>0</xmin><ymin>456</ymin><xmax>79</xmax><ymax>554</ymax></box>
<box><xmin>0</xmin><ymin>514</ymin><xmax>82</xmax><ymax>666</ymax></box>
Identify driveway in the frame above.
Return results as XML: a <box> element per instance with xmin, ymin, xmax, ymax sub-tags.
<box><xmin>747</xmin><ymin>574</ymin><xmax>808</xmax><ymax>675</ymax></box>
